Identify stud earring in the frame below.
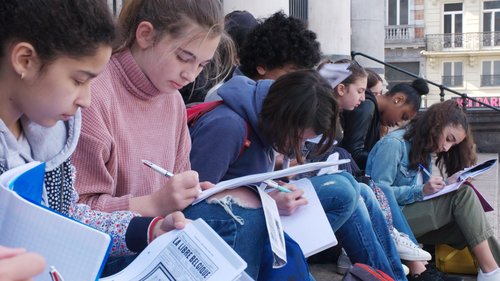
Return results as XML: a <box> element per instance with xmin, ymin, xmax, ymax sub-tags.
<box><xmin>20</xmin><ymin>72</ymin><xmax>25</xmax><ymax>80</ymax></box>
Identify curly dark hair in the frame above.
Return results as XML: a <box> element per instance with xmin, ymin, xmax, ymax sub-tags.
<box><xmin>386</xmin><ymin>78</ymin><xmax>429</xmax><ymax>112</ymax></box>
<box><xmin>0</xmin><ymin>0</ymin><xmax>115</xmax><ymax>67</ymax></box>
<box><xmin>239</xmin><ymin>11</ymin><xmax>321</xmax><ymax>79</ymax></box>
<box><xmin>404</xmin><ymin>100</ymin><xmax>476</xmax><ymax>175</ymax></box>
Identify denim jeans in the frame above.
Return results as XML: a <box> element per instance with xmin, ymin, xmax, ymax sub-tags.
<box><xmin>100</xmin><ymin>254</ymin><xmax>139</xmax><ymax>277</ymax></box>
<box><xmin>358</xmin><ymin>184</ymin><xmax>407</xmax><ymax>280</ymax></box>
<box><xmin>310</xmin><ymin>172</ymin><xmax>406</xmax><ymax>280</ymax></box>
<box><xmin>309</xmin><ymin>172</ymin><xmax>360</xmax><ymax>231</ymax></box>
<box><xmin>376</xmin><ymin>183</ymin><xmax>419</xmax><ymax>244</ymax></box>
<box><xmin>182</xmin><ymin>199</ymin><xmax>267</xmax><ymax>279</ymax></box>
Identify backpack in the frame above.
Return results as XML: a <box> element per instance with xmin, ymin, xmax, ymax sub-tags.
<box><xmin>258</xmin><ymin>232</ymin><xmax>312</xmax><ymax>281</ymax></box>
<box><xmin>186</xmin><ymin>101</ymin><xmax>251</xmax><ymax>156</ymax></box>
<box><xmin>342</xmin><ymin>263</ymin><xmax>395</xmax><ymax>281</ymax></box>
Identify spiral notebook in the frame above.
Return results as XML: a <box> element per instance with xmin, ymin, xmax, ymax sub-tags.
<box><xmin>0</xmin><ymin>162</ymin><xmax>111</xmax><ymax>281</ymax></box>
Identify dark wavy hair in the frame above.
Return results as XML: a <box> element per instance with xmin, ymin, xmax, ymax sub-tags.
<box><xmin>239</xmin><ymin>11</ymin><xmax>321</xmax><ymax>79</ymax></box>
<box><xmin>0</xmin><ymin>0</ymin><xmax>115</xmax><ymax>68</ymax></box>
<box><xmin>386</xmin><ymin>78</ymin><xmax>429</xmax><ymax>112</ymax></box>
<box><xmin>366</xmin><ymin>69</ymin><xmax>383</xmax><ymax>89</ymax></box>
<box><xmin>404</xmin><ymin>100</ymin><xmax>477</xmax><ymax>175</ymax></box>
<box><xmin>259</xmin><ymin>70</ymin><xmax>339</xmax><ymax>163</ymax></box>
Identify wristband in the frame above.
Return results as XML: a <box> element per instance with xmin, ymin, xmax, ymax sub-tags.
<box><xmin>147</xmin><ymin>216</ymin><xmax>163</xmax><ymax>244</ymax></box>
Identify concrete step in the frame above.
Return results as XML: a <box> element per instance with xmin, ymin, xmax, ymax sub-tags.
<box><xmin>308</xmin><ymin>153</ymin><xmax>499</xmax><ymax>281</ymax></box>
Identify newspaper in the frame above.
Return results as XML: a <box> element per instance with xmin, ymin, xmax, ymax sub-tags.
<box><xmin>101</xmin><ymin>219</ymin><xmax>249</xmax><ymax>281</ymax></box>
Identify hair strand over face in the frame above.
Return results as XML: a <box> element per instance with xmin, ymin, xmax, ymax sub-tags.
<box><xmin>259</xmin><ymin>70</ymin><xmax>339</xmax><ymax>163</ymax></box>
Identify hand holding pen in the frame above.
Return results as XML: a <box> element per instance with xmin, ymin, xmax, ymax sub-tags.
<box><xmin>419</xmin><ymin>164</ymin><xmax>446</xmax><ymax>195</ymax></box>
<box><xmin>137</xmin><ymin>160</ymin><xmax>209</xmax><ymax>216</ymax></box>
<box><xmin>265</xmin><ymin>180</ymin><xmax>308</xmax><ymax>216</ymax></box>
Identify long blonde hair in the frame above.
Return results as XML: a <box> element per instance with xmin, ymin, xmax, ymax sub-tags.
<box><xmin>114</xmin><ymin>0</ymin><xmax>224</xmax><ymax>53</ymax></box>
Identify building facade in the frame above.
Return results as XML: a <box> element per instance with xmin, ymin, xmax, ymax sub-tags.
<box><xmin>107</xmin><ymin>0</ymin><xmax>385</xmax><ymax>66</ymax></box>
<box><xmin>384</xmin><ymin>0</ymin><xmax>426</xmax><ymax>94</ymax></box>
<box><xmin>422</xmin><ymin>0</ymin><xmax>500</xmax><ymax>106</ymax></box>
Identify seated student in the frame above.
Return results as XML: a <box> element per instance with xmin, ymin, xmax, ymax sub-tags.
<box><xmin>0</xmin><ymin>0</ymin><xmax>187</xmax><ymax>266</ymax></box>
<box><xmin>205</xmin><ymin>11</ymin><xmax>322</xmax><ymax>102</ymax></box>
<box><xmin>0</xmin><ymin>246</ymin><xmax>45</xmax><ymax>280</ymax></box>
<box><xmin>190</xmin><ymin>70</ymin><xmax>408</xmax><ymax>280</ymax></box>
<box><xmin>72</xmin><ymin>0</ymin><xmax>266</xmax><ymax>278</ymax></box>
<box><xmin>366</xmin><ymin>68</ymin><xmax>385</xmax><ymax>96</ymax></box>
<box><xmin>366</xmin><ymin>100</ymin><xmax>500</xmax><ymax>281</ymax></box>
<box><xmin>340</xmin><ymin>77</ymin><xmax>429</xmax><ymax>170</ymax></box>
<box><xmin>318</xmin><ymin>61</ymin><xmax>466</xmax><ymax>281</ymax></box>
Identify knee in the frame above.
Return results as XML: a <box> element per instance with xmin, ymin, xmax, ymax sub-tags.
<box><xmin>453</xmin><ymin>186</ymin><xmax>479</xmax><ymax>207</ymax></box>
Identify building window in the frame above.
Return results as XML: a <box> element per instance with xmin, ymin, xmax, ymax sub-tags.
<box><xmin>442</xmin><ymin>62</ymin><xmax>463</xmax><ymax>87</ymax></box>
<box><xmin>387</xmin><ymin>0</ymin><xmax>409</xmax><ymax>25</ymax></box>
<box><xmin>481</xmin><ymin>61</ymin><xmax>500</xmax><ymax>86</ymax></box>
<box><xmin>289</xmin><ymin>0</ymin><xmax>308</xmax><ymax>22</ymax></box>
<box><xmin>443</xmin><ymin>3</ymin><xmax>463</xmax><ymax>48</ymax></box>
<box><xmin>483</xmin><ymin>1</ymin><xmax>500</xmax><ymax>46</ymax></box>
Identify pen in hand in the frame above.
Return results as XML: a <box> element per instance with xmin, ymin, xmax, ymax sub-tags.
<box><xmin>142</xmin><ymin>160</ymin><xmax>174</xmax><ymax>177</ymax></box>
<box><xmin>264</xmin><ymin>180</ymin><xmax>292</xmax><ymax>193</ymax></box>
<box><xmin>418</xmin><ymin>164</ymin><xmax>432</xmax><ymax>178</ymax></box>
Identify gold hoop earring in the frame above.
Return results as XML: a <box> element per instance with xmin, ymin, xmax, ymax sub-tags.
<box><xmin>20</xmin><ymin>73</ymin><xmax>25</xmax><ymax>80</ymax></box>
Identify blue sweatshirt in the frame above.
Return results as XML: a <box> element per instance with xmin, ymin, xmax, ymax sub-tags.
<box><xmin>189</xmin><ymin>76</ymin><xmax>275</xmax><ymax>183</ymax></box>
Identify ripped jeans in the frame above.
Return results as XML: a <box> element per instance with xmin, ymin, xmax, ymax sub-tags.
<box><xmin>310</xmin><ymin>172</ymin><xmax>407</xmax><ymax>280</ymax></box>
<box><xmin>182</xmin><ymin>198</ymin><xmax>267</xmax><ymax>279</ymax></box>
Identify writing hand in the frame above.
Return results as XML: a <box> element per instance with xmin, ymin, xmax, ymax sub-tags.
<box><xmin>423</xmin><ymin>175</ymin><xmax>446</xmax><ymax>195</ymax></box>
<box><xmin>152</xmin><ymin>170</ymin><xmax>201</xmax><ymax>215</ymax></box>
<box><xmin>269</xmin><ymin>184</ymin><xmax>308</xmax><ymax>216</ymax></box>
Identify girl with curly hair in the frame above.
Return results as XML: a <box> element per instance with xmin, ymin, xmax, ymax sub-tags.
<box><xmin>367</xmin><ymin>100</ymin><xmax>500</xmax><ymax>281</ymax></box>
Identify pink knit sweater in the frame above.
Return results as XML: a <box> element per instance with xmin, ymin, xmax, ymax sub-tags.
<box><xmin>73</xmin><ymin>50</ymin><xmax>191</xmax><ymax>212</ymax></box>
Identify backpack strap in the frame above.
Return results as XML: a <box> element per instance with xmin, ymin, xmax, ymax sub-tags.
<box><xmin>186</xmin><ymin>100</ymin><xmax>224</xmax><ymax>127</ymax></box>
<box><xmin>187</xmin><ymin>100</ymin><xmax>251</xmax><ymax>158</ymax></box>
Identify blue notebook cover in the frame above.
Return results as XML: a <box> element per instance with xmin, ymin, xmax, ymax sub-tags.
<box><xmin>9</xmin><ymin>162</ymin><xmax>46</xmax><ymax>204</ymax></box>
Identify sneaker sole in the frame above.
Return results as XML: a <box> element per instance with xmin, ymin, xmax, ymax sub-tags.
<box><xmin>336</xmin><ymin>265</ymin><xmax>351</xmax><ymax>275</ymax></box>
<box><xmin>399</xmin><ymin>253</ymin><xmax>432</xmax><ymax>261</ymax></box>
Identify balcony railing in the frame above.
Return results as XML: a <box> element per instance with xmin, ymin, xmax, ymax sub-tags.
<box><xmin>426</xmin><ymin>32</ymin><xmax>500</xmax><ymax>51</ymax></box>
<box><xmin>351</xmin><ymin>51</ymin><xmax>500</xmax><ymax>112</ymax></box>
<box><xmin>481</xmin><ymin>75</ymin><xmax>500</xmax><ymax>87</ymax></box>
<box><xmin>386</xmin><ymin>25</ymin><xmax>414</xmax><ymax>41</ymax></box>
<box><xmin>442</xmin><ymin>75</ymin><xmax>463</xmax><ymax>87</ymax></box>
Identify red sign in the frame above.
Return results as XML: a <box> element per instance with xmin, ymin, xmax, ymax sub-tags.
<box><xmin>453</xmin><ymin>97</ymin><xmax>500</xmax><ymax>108</ymax></box>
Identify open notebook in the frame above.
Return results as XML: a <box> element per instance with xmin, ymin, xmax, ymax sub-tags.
<box><xmin>0</xmin><ymin>162</ymin><xmax>111</xmax><ymax>281</ymax></box>
<box><xmin>423</xmin><ymin>159</ymin><xmax>497</xmax><ymax>211</ymax></box>
<box><xmin>193</xmin><ymin>160</ymin><xmax>350</xmax><ymax>204</ymax></box>
<box><xmin>280</xmin><ymin>178</ymin><xmax>337</xmax><ymax>257</ymax></box>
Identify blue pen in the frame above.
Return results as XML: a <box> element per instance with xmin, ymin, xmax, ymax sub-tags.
<box><xmin>418</xmin><ymin>164</ymin><xmax>432</xmax><ymax>177</ymax></box>
<box><xmin>264</xmin><ymin>180</ymin><xmax>292</xmax><ymax>193</ymax></box>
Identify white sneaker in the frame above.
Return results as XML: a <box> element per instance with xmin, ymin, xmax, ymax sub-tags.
<box><xmin>478</xmin><ymin>268</ymin><xmax>500</xmax><ymax>281</ymax></box>
<box><xmin>402</xmin><ymin>264</ymin><xmax>410</xmax><ymax>276</ymax></box>
<box><xmin>391</xmin><ymin>228</ymin><xmax>432</xmax><ymax>261</ymax></box>
<box><xmin>336</xmin><ymin>248</ymin><xmax>352</xmax><ymax>274</ymax></box>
